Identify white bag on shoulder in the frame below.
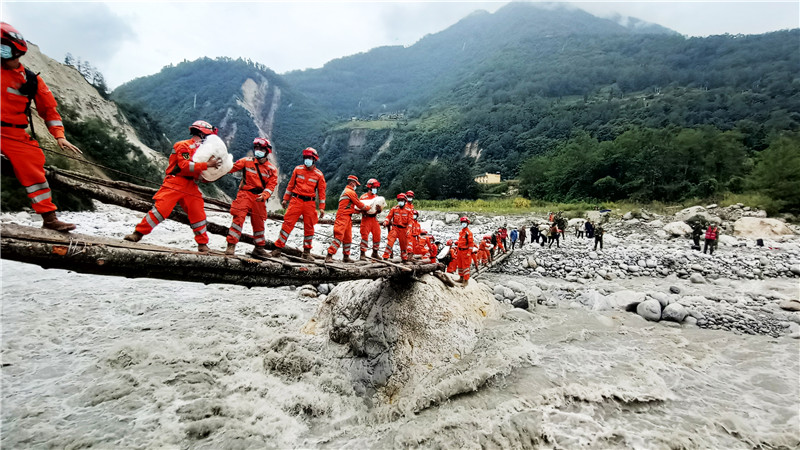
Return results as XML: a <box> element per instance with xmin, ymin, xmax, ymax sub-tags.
<box><xmin>192</xmin><ymin>134</ymin><xmax>233</xmax><ymax>182</ymax></box>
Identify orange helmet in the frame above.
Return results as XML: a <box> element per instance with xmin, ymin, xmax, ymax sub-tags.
<box><xmin>396</xmin><ymin>193</ymin><xmax>407</xmax><ymax>201</ymax></box>
<box><xmin>302</xmin><ymin>147</ymin><xmax>319</xmax><ymax>161</ymax></box>
<box><xmin>1</xmin><ymin>22</ymin><xmax>27</xmax><ymax>60</ymax></box>
<box><xmin>460</xmin><ymin>216</ymin><xmax>470</xmax><ymax>224</ymax></box>
<box><xmin>483</xmin><ymin>235</ymin><xmax>491</xmax><ymax>240</ymax></box>
<box><xmin>446</xmin><ymin>239</ymin><xmax>453</xmax><ymax>246</ymax></box>
<box><xmin>347</xmin><ymin>175</ymin><xmax>360</xmax><ymax>186</ymax></box>
<box><xmin>366</xmin><ymin>178</ymin><xmax>380</xmax><ymax>188</ymax></box>
<box><xmin>189</xmin><ymin>120</ymin><xmax>217</xmax><ymax>136</ymax></box>
<box><xmin>253</xmin><ymin>137</ymin><xmax>272</xmax><ymax>152</ymax></box>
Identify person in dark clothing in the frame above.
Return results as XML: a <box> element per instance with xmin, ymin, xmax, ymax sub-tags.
<box><xmin>691</xmin><ymin>223</ymin><xmax>703</xmax><ymax>250</ymax></box>
<box><xmin>530</xmin><ymin>224</ymin><xmax>540</xmax><ymax>247</ymax></box>
<box><xmin>548</xmin><ymin>223</ymin><xmax>560</xmax><ymax>248</ymax></box>
<box><xmin>585</xmin><ymin>221</ymin><xmax>594</xmax><ymax>239</ymax></box>
<box><xmin>518</xmin><ymin>226</ymin><xmax>526</xmax><ymax>248</ymax></box>
<box><xmin>594</xmin><ymin>225</ymin><xmax>604</xmax><ymax>250</ymax></box>
<box><xmin>490</xmin><ymin>233</ymin><xmax>498</xmax><ymax>258</ymax></box>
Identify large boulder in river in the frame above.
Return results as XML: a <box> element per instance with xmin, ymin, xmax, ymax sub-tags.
<box><xmin>675</xmin><ymin>206</ymin><xmax>720</xmax><ymax>224</ymax></box>
<box><xmin>663</xmin><ymin>221</ymin><xmax>693</xmax><ymax>237</ymax></box>
<box><xmin>302</xmin><ymin>275</ymin><xmax>498</xmax><ymax>402</ymax></box>
<box><xmin>733</xmin><ymin>217</ymin><xmax>795</xmax><ymax>238</ymax></box>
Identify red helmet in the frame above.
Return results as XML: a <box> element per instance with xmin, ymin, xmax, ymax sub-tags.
<box><xmin>366</xmin><ymin>178</ymin><xmax>380</xmax><ymax>188</ymax></box>
<box><xmin>446</xmin><ymin>239</ymin><xmax>453</xmax><ymax>246</ymax></box>
<box><xmin>420</xmin><ymin>230</ymin><xmax>428</xmax><ymax>235</ymax></box>
<box><xmin>483</xmin><ymin>235</ymin><xmax>491</xmax><ymax>240</ymax></box>
<box><xmin>460</xmin><ymin>216</ymin><xmax>470</xmax><ymax>224</ymax></box>
<box><xmin>302</xmin><ymin>147</ymin><xmax>319</xmax><ymax>161</ymax></box>
<box><xmin>1</xmin><ymin>23</ymin><xmax>27</xmax><ymax>60</ymax></box>
<box><xmin>253</xmin><ymin>137</ymin><xmax>272</xmax><ymax>152</ymax></box>
<box><xmin>413</xmin><ymin>210</ymin><xmax>419</xmax><ymax>218</ymax></box>
<box><xmin>396</xmin><ymin>193</ymin><xmax>407</xmax><ymax>201</ymax></box>
<box><xmin>189</xmin><ymin>120</ymin><xmax>217</xmax><ymax>136</ymax></box>
<box><xmin>405</xmin><ymin>190</ymin><xmax>415</xmax><ymax>198</ymax></box>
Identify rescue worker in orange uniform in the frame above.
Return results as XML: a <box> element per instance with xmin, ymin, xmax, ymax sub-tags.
<box><xmin>1</xmin><ymin>22</ymin><xmax>82</xmax><ymax>231</ymax></box>
<box><xmin>325</xmin><ymin>175</ymin><xmax>367</xmax><ymax>263</ymax></box>
<box><xmin>124</xmin><ymin>120</ymin><xmax>222</xmax><ymax>252</ymax></box>
<box><xmin>446</xmin><ymin>239</ymin><xmax>458</xmax><ymax>273</ymax></box>
<box><xmin>405</xmin><ymin>190</ymin><xmax>416</xmax><ymax>210</ymax></box>
<box><xmin>478</xmin><ymin>235</ymin><xmax>492</xmax><ymax>266</ymax></box>
<box><xmin>224</xmin><ymin>137</ymin><xmax>278</xmax><ymax>258</ymax></box>
<box><xmin>270</xmin><ymin>147</ymin><xmax>326</xmax><ymax>261</ymax></box>
<box><xmin>425</xmin><ymin>233</ymin><xmax>438</xmax><ymax>263</ymax></box>
<box><xmin>358</xmin><ymin>178</ymin><xmax>383</xmax><ymax>260</ymax></box>
<box><xmin>406</xmin><ymin>210</ymin><xmax>423</xmax><ymax>257</ymax></box>
<box><xmin>456</xmin><ymin>216</ymin><xmax>474</xmax><ymax>284</ymax></box>
<box><xmin>382</xmin><ymin>193</ymin><xmax>411</xmax><ymax>262</ymax></box>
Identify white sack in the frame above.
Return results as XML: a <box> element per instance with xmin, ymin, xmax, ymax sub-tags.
<box><xmin>192</xmin><ymin>135</ymin><xmax>233</xmax><ymax>182</ymax></box>
<box><xmin>360</xmin><ymin>195</ymin><xmax>388</xmax><ymax>214</ymax></box>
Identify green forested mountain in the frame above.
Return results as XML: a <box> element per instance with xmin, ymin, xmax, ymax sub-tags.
<box><xmin>111</xmin><ymin>2</ymin><xmax>800</xmax><ymax>209</ymax></box>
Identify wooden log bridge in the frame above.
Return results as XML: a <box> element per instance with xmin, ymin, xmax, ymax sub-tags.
<box><xmin>0</xmin><ymin>224</ymin><xmax>442</xmax><ymax>288</ymax></box>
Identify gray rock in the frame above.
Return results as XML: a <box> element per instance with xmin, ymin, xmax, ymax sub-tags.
<box><xmin>690</xmin><ymin>273</ymin><xmax>706</xmax><ymax>284</ymax></box>
<box><xmin>511</xmin><ymin>296</ymin><xmax>530</xmax><ymax>310</ymax></box>
<box><xmin>637</xmin><ymin>299</ymin><xmax>662</xmax><ymax>321</ymax></box>
<box><xmin>790</xmin><ymin>265</ymin><xmax>800</xmax><ymax>276</ymax></box>
<box><xmin>444</xmin><ymin>214</ymin><xmax>460</xmax><ymax>224</ymax></box>
<box><xmin>662</xmin><ymin>303</ymin><xmax>688</xmax><ymax>322</ymax></box>
<box><xmin>535</xmin><ymin>266</ymin><xmax>546</xmax><ymax>274</ymax></box>
<box><xmin>691</xmin><ymin>264</ymin><xmax>704</xmax><ymax>272</ymax></box>
<box><xmin>527</xmin><ymin>256</ymin><xmax>538</xmax><ymax>269</ymax></box>
<box><xmin>684</xmin><ymin>316</ymin><xmax>698</xmax><ymax>326</ymax></box>
<box><xmin>505</xmin><ymin>280</ymin><xmax>527</xmax><ymax>293</ymax></box>
<box><xmin>493</xmin><ymin>285</ymin><xmax>505</xmax><ymax>296</ymax></box>
<box><xmin>650</xmin><ymin>292</ymin><xmax>670</xmax><ymax>308</ymax></box>
<box><xmin>494</xmin><ymin>294</ymin><xmax>505</xmax><ymax>303</ymax></box>
<box><xmin>759</xmin><ymin>257</ymin><xmax>770</xmax><ymax>267</ymax></box>
<box><xmin>623</xmin><ymin>211</ymin><xmax>634</xmax><ymax>220</ymax></box>
<box><xmin>503</xmin><ymin>287</ymin><xmax>516</xmax><ymax>300</ymax></box>
<box><xmin>637</xmin><ymin>260</ymin><xmax>647</xmax><ymax>268</ymax></box>
<box><xmin>317</xmin><ymin>284</ymin><xmax>330</xmax><ymax>295</ymax></box>
<box><xmin>779</xmin><ymin>300</ymin><xmax>800</xmax><ymax>312</ymax></box>
<box><xmin>646</xmin><ymin>259</ymin><xmax>658</xmax><ymax>268</ymax></box>
<box><xmin>628</xmin><ymin>265</ymin><xmax>641</xmax><ymax>273</ymax></box>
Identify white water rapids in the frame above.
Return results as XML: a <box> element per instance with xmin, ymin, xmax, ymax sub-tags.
<box><xmin>2</xmin><ymin>205</ymin><xmax>799</xmax><ymax>448</ymax></box>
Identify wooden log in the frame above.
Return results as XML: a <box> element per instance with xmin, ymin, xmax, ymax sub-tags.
<box><xmin>0</xmin><ymin>223</ymin><xmax>440</xmax><ymax>288</ymax></box>
<box><xmin>473</xmin><ymin>249</ymin><xmax>513</xmax><ymax>279</ymax></box>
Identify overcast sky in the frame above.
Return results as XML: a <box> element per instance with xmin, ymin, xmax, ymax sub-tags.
<box><xmin>3</xmin><ymin>1</ymin><xmax>798</xmax><ymax>89</ymax></box>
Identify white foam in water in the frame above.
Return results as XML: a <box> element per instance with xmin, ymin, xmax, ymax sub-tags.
<box><xmin>2</xmin><ymin>204</ymin><xmax>799</xmax><ymax>448</ymax></box>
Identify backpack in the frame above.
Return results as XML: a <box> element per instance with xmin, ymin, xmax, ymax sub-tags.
<box><xmin>17</xmin><ymin>68</ymin><xmax>40</xmax><ymax>139</ymax></box>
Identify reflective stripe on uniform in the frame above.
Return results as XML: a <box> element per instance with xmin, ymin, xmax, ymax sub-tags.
<box><xmin>191</xmin><ymin>219</ymin><xmax>207</xmax><ymax>229</ymax></box>
<box><xmin>189</xmin><ymin>162</ymin><xmax>196</xmax><ymax>172</ymax></box>
<box><xmin>265</xmin><ymin>189</ymin><xmax>273</xmax><ymax>195</ymax></box>
<box><xmin>253</xmin><ymin>230</ymin><xmax>264</xmax><ymax>237</ymax></box>
<box><xmin>150</xmin><ymin>207</ymin><xmax>165</xmax><ymax>223</ymax></box>
<box><xmin>25</xmin><ymin>181</ymin><xmax>50</xmax><ymax>194</ymax></box>
<box><xmin>246</xmin><ymin>167</ymin><xmax>257</xmax><ymax>174</ymax></box>
<box><xmin>30</xmin><ymin>191</ymin><xmax>51</xmax><ymax>204</ymax></box>
<box><xmin>6</xmin><ymin>87</ymin><xmax>22</xmax><ymax>96</ymax></box>
<box><xmin>280</xmin><ymin>229</ymin><xmax>290</xmax><ymax>239</ymax></box>
<box><xmin>194</xmin><ymin>226</ymin><xmax>207</xmax><ymax>236</ymax></box>
<box><xmin>231</xmin><ymin>223</ymin><xmax>242</xmax><ymax>232</ymax></box>
<box><xmin>45</xmin><ymin>120</ymin><xmax>63</xmax><ymax>128</ymax></box>
<box><xmin>145</xmin><ymin>214</ymin><xmax>158</xmax><ymax>228</ymax></box>
<box><xmin>228</xmin><ymin>228</ymin><xmax>241</xmax><ymax>238</ymax></box>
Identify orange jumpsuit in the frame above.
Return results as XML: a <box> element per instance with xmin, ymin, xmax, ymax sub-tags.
<box><xmin>382</xmin><ymin>204</ymin><xmax>411</xmax><ymax>261</ymax></box>
<box><xmin>359</xmin><ymin>192</ymin><xmax>381</xmax><ymax>255</ymax></box>
<box><xmin>478</xmin><ymin>240</ymin><xmax>491</xmax><ymax>266</ymax></box>
<box><xmin>456</xmin><ymin>227</ymin><xmax>475</xmax><ymax>281</ymax></box>
<box><xmin>446</xmin><ymin>247</ymin><xmax>458</xmax><ymax>273</ymax></box>
<box><xmin>407</xmin><ymin>220</ymin><xmax>423</xmax><ymax>255</ymax></box>
<box><xmin>275</xmin><ymin>165</ymin><xmax>326</xmax><ymax>250</ymax></box>
<box><xmin>226</xmin><ymin>157</ymin><xmax>278</xmax><ymax>247</ymax></box>
<box><xmin>134</xmin><ymin>138</ymin><xmax>211</xmax><ymax>243</ymax></box>
<box><xmin>327</xmin><ymin>185</ymin><xmax>367</xmax><ymax>256</ymax></box>
<box><xmin>426</xmin><ymin>237</ymin><xmax>438</xmax><ymax>263</ymax></box>
<box><xmin>1</xmin><ymin>64</ymin><xmax>66</xmax><ymax>214</ymax></box>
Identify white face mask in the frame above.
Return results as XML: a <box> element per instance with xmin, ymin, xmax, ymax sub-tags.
<box><xmin>0</xmin><ymin>45</ymin><xmax>12</xmax><ymax>60</ymax></box>
<box><xmin>462</xmin><ymin>223</ymin><xmax>468</xmax><ymax>229</ymax></box>
<box><xmin>371</xmin><ymin>188</ymin><xmax>377</xmax><ymax>195</ymax></box>
<box><xmin>303</xmin><ymin>158</ymin><xmax>313</xmax><ymax>167</ymax></box>
<box><xmin>408</xmin><ymin>198</ymin><xmax>413</xmax><ymax>203</ymax></box>
<box><xmin>254</xmin><ymin>150</ymin><xmax>267</xmax><ymax>159</ymax></box>
<box><xmin>397</xmin><ymin>201</ymin><xmax>405</xmax><ymax>207</ymax></box>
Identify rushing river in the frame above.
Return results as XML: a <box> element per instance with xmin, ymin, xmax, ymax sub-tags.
<box><xmin>2</xmin><ymin>206</ymin><xmax>799</xmax><ymax>448</ymax></box>
<box><xmin>2</xmin><ymin>261</ymin><xmax>798</xmax><ymax>448</ymax></box>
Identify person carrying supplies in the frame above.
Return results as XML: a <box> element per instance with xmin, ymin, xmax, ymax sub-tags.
<box><xmin>358</xmin><ymin>178</ymin><xmax>383</xmax><ymax>260</ymax></box>
<box><xmin>124</xmin><ymin>120</ymin><xmax>222</xmax><ymax>252</ymax></box>
<box><xmin>456</xmin><ymin>216</ymin><xmax>475</xmax><ymax>284</ymax></box>
<box><xmin>478</xmin><ymin>235</ymin><xmax>492</xmax><ymax>266</ymax></box>
<box><xmin>1</xmin><ymin>22</ymin><xmax>82</xmax><ymax>231</ymax></box>
<box><xmin>325</xmin><ymin>175</ymin><xmax>367</xmax><ymax>263</ymax></box>
<box><xmin>382</xmin><ymin>193</ymin><xmax>411</xmax><ymax>262</ymax></box>
<box><xmin>224</xmin><ymin>137</ymin><xmax>277</xmax><ymax>257</ymax></box>
<box><xmin>270</xmin><ymin>147</ymin><xmax>326</xmax><ymax>261</ymax></box>
<box><xmin>446</xmin><ymin>239</ymin><xmax>458</xmax><ymax>273</ymax></box>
